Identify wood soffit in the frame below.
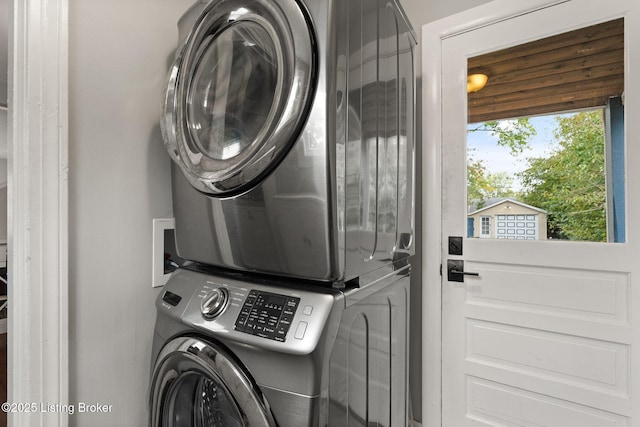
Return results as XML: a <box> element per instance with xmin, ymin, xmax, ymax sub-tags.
<box><xmin>468</xmin><ymin>18</ymin><xmax>624</xmax><ymax>123</ymax></box>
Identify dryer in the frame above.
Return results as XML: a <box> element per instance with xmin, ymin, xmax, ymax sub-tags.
<box><xmin>149</xmin><ymin>267</ymin><xmax>410</xmax><ymax>426</ymax></box>
<box><xmin>162</xmin><ymin>0</ymin><xmax>416</xmax><ymax>285</ymax></box>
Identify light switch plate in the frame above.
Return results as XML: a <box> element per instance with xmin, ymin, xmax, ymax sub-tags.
<box><xmin>152</xmin><ymin>218</ymin><xmax>175</xmax><ymax>288</ymax></box>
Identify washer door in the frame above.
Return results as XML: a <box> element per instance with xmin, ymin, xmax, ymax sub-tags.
<box><xmin>150</xmin><ymin>337</ymin><xmax>276</xmax><ymax>427</ymax></box>
<box><xmin>162</xmin><ymin>0</ymin><xmax>316</xmax><ymax>196</ymax></box>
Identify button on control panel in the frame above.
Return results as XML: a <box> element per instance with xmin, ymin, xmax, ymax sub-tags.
<box><xmin>294</xmin><ymin>321</ymin><xmax>308</xmax><ymax>340</ymax></box>
<box><xmin>201</xmin><ymin>287</ymin><xmax>229</xmax><ymax>319</ymax></box>
<box><xmin>235</xmin><ymin>290</ymin><xmax>300</xmax><ymax>342</ymax></box>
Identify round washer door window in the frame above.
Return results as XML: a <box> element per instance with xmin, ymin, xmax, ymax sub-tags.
<box><xmin>149</xmin><ymin>337</ymin><xmax>276</xmax><ymax>427</ymax></box>
<box><xmin>162</xmin><ymin>0</ymin><xmax>316</xmax><ymax>196</ymax></box>
<box><xmin>167</xmin><ymin>372</ymin><xmax>244</xmax><ymax>426</ymax></box>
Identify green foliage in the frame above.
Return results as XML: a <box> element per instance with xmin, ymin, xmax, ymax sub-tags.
<box><xmin>486</xmin><ymin>172</ymin><xmax>516</xmax><ymax>199</ymax></box>
<box><xmin>467</xmin><ymin>155</ymin><xmax>490</xmax><ymax>208</ymax></box>
<box><xmin>467</xmin><ymin>152</ymin><xmax>516</xmax><ymax>209</ymax></box>
<box><xmin>468</xmin><ymin>118</ymin><xmax>536</xmax><ymax>155</ymax></box>
<box><xmin>467</xmin><ymin>118</ymin><xmax>533</xmax><ymax>208</ymax></box>
<box><xmin>519</xmin><ymin>111</ymin><xmax>606</xmax><ymax>241</ymax></box>
<box><xmin>466</xmin><ymin>120</ymin><xmax>530</xmax><ymax>208</ymax></box>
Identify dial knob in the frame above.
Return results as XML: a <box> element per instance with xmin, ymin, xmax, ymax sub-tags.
<box><xmin>201</xmin><ymin>288</ymin><xmax>229</xmax><ymax>319</ymax></box>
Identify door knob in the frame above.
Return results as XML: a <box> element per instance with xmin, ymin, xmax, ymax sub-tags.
<box><xmin>447</xmin><ymin>259</ymin><xmax>480</xmax><ymax>282</ymax></box>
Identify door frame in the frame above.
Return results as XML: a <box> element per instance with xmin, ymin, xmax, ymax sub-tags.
<box><xmin>421</xmin><ymin>1</ymin><xmax>568</xmax><ymax>425</ymax></box>
<box><xmin>8</xmin><ymin>0</ymin><xmax>69</xmax><ymax>426</ymax></box>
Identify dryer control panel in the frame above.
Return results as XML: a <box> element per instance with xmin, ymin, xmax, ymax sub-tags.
<box><xmin>160</xmin><ymin>268</ymin><xmax>342</xmax><ymax>355</ymax></box>
<box><xmin>234</xmin><ymin>290</ymin><xmax>300</xmax><ymax>342</ymax></box>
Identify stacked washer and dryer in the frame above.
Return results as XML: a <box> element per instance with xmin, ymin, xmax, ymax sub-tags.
<box><xmin>149</xmin><ymin>0</ymin><xmax>416</xmax><ymax>425</ymax></box>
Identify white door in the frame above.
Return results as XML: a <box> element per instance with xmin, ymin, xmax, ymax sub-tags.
<box><xmin>440</xmin><ymin>1</ymin><xmax>640</xmax><ymax>426</ymax></box>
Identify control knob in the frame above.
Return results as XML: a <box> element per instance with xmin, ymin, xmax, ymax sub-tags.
<box><xmin>201</xmin><ymin>288</ymin><xmax>229</xmax><ymax>319</ymax></box>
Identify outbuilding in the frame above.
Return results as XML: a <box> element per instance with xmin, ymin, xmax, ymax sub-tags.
<box><xmin>468</xmin><ymin>198</ymin><xmax>547</xmax><ymax>240</ymax></box>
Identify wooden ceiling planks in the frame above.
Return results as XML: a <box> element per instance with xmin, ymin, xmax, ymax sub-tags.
<box><xmin>468</xmin><ymin>18</ymin><xmax>624</xmax><ymax>123</ymax></box>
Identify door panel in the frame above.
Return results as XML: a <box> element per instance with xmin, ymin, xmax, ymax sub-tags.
<box><xmin>466</xmin><ymin>377</ymin><xmax>629</xmax><ymax>427</ymax></box>
<box><xmin>465</xmin><ymin>260</ymin><xmax>630</xmax><ymax>325</ymax></box>
<box><xmin>441</xmin><ymin>1</ymin><xmax>640</xmax><ymax>425</ymax></box>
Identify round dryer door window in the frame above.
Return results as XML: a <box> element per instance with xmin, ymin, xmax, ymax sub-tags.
<box><xmin>162</xmin><ymin>0</ymin><xmax>316</xmax><ymax>196</ymax></box>
<box><xmin>149</xmin><ymin>337</ymin><xmax>276</xmax><ymax>427</ymax></box>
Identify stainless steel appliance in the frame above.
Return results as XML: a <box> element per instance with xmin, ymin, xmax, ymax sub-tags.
<box><xmin>162</xmin><ymin>0</ymin><xmax>416</xmax><ymax>284</ymax></box>
<box><xmin>149</xmin><ymin>267</ymin><xmax>410</xmax><ymax>427</ymax></box>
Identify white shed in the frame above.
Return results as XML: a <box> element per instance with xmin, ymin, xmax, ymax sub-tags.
<box><xmin>468</xmin><ymin>198</ymin><xmax>548</xmax><ymax>240</ymax></box>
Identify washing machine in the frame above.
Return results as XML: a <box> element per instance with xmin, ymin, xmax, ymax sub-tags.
<box><xmin>149</xmin><ymin>266</ymin><xmax>410</xmax><ymax>426</ymax></box>
<box><xmin>162</xmin><ymin>0</ymin><xmax>416</xmax><ymax>284</ymax></box>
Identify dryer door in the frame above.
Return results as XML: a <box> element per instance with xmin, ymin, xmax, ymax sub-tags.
<box><xmin>162</xmin><ymin>0</ymin><xmax>315</xmax><ymax>197</ymax></box>
<box><xmin>150</xmin><ymin>337</ymin><xmax>276</xmax><ymax>427</ymax></box>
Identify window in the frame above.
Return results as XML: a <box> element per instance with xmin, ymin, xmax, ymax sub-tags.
<box><xmin>480</xmin><ymin>216</ymin><xmax>491</xmax><ymax>238</ymax></box>
<box><xmin>466</xmin><ymin>18</ymin><xmax>625</xmax><ymax>243</ymax></box>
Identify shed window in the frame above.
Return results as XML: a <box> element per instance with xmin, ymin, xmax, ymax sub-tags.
<box><xmin>480</xmin><ymin>217</ymin><xmax>491</xmax><ymax>238</ymax></box>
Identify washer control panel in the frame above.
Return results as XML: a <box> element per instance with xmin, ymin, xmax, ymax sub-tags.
<box><xmin>201</xmin><ymin>287</ymin><xmax>229</xmax><ymax>319</ymax></box>
<box><xmin>235</xmin><ymin>290</ymin><xmax>300</xmax><ymax>342</ymax></box>
<box><xmin>161</xmin><ymin>269</ymin><xmax>341</xmax><ymax>354</ymax></box>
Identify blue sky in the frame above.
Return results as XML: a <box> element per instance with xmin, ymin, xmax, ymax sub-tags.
<box><xmin>466</xmin><ymin>115</ymin><xmax>566</xmax><ymax>191</ymax></box>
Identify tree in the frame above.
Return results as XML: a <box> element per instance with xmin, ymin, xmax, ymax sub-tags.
<box><xmin>467</xmin><ymin>119</ymin><xmax>532</xmax><ymax>208</ymax></box>
<box><xmin>468</xmin><ymin>118</ymin><xmax>536</xmax><ymax>155</ymax></box>
<box><xmin>485</xmin><ymin>172</ymin><xmax>516</xmax><ymax>199</ymax></box>
<box><xmin>519</xmin><ymin>111</ymin><xmax>606</xmax><ymax>241</ymax></box>
<box><xmin>467</xmin><ymin>153</ymin><xmax>516</xmax><ymax>209</ymax></box>
<box><xmin>467</xmin><ymin>155</ymin><xmax>491</xmax><ymax>208</ymax></box>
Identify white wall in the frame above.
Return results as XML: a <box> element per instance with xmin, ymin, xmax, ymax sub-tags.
<box><xmin>0</xmin><ymin>110</ymin><xmax>6</xmax><ymax>158</ymax></box>
<box><xmin>0</xmin><ymin>158</ymin><xmax>6</xmax><ymax>241</ymax></box>
<box><xmin>0</xmin><ymin>0</ymin><xmax>7</xmax><ymax>105</ymax></box>
<box><xmin>402</xmin><ymin>0</ymin><xmax>491</xmax><ymax>68</ymax></box>
<box><xmin>68</xmin><ymin>0</ymin><xmax>192</xmax><ymax>425</ymax></box>
<box><xmin>1</xmin><ymin>0</ymin><xmax>6</xmax><ymax>156</ymax></box>
<box><xmin>404</xmin><ymin>0</ymin><xmax>490</xmax><ymax>25</ymax></box>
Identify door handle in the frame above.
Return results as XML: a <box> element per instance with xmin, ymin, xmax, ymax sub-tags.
<box><xmin>447</xmin><ymin>259</ymin><xmax>480</xmax><ymax>282</ymax></box>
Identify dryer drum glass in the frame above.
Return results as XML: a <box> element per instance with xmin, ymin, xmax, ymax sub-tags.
<box><xmin>166</xmin><ymin>372</ymin><xmax>243</xmax><ymax>427</ymax></box>
<box><xmin>187</xmin><ymin>22</ymin><xmax>278</xmax><ymax>162</ymax></box>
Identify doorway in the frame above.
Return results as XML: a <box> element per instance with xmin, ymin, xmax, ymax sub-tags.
<box><xmin>423</xmin><ymin>0</ymin><xmax>640</xmax><ymax>425</ymax></box>
<box><xmin>0</xmin><ymin>0</ymin><xmax>8</xmax><ymax>425</ymax></box>
<box><xmin>7</xmin><ymin>0</ymin><xmax>69</xmax><ymax>426</ymax></box>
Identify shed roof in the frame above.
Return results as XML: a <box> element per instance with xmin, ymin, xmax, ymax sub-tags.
<box><xmin>468</xmin><ymin>198</ymin><xmax>547</xmax><ymax>216</ymax></box>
